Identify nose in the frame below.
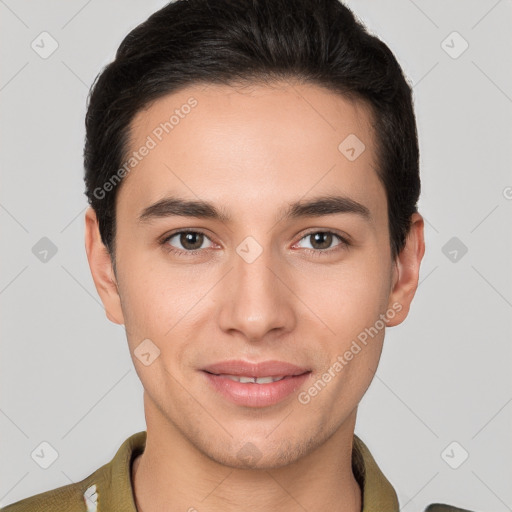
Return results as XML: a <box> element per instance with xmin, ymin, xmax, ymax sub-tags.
<box><xmin>217</xmin><ymin>243</ymin><xmax>297</xmax><ymax>342</ymax></box>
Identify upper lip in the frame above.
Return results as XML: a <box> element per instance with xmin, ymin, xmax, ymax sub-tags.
<box><xmin>201</xmin><ymin>360</ymin><xmax>311</xmax><ymax>378</ymax></box>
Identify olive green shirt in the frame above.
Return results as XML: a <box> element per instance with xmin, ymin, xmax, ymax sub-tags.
<box><xmin>0</xmin><ymin>431</ymin><xmax>474</xmax><ymax>512</ymax></box>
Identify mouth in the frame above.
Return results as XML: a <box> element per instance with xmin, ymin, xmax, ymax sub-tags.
<box><xmin>200</xmin><ymin>360</ymin><xmax>312</xmax><ymax>407</ymax></box>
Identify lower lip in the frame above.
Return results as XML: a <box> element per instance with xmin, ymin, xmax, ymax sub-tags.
<box><xmin>202</xmin><ymin>371</ymin><xmax>311</xmax><ymax>407</ymax></box>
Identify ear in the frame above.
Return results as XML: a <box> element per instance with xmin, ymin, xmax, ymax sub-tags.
<box><xmin>84</xmin><ymin>207</ymin><xmax>125</xmax><ymax>325</ymax></box>
<box><xmin>386</xmin><ymin>212</ymin><xmax>425</xmax><ymax>327</ymax></box>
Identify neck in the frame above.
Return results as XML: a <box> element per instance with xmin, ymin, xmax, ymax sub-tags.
<box><xmin>132</xmin><ymin>395</ymin><xmax>362</xmax><ymax>512</ymax></box>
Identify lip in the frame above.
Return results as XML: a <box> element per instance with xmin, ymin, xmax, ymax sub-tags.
<box><xmin>202</xmin><ymin>371</ymin><xmax>311</xmax><ymax>407</ymax></box>
<box><xmin>201</xmin><ymin>359</ymin><xmax>310</xmax><ymax>378</ymax></box>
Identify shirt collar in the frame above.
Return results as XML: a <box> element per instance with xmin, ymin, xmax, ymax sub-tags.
<box><xmin>91</xmin><ymin>430</ymin><xmax>398</xmax><ymax>512</ymax></box>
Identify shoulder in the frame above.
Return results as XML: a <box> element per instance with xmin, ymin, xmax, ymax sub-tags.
<box><xmin>0</xmin><ymin>478</ymin><xmax>99</xmax><ymax>512</ymax></box>
<box><xmin>352</xmin><ymin>436</ymin><xmax>479</xmax><ymax>512</ymax></box>
<box><xmin>424</xmin><ymin>505</ymin><xmax>479</xmax><ymax>512</ymax></box>
<box><xmin>0</xmin><ymin>431</ymin><xmax>146</xmax><ymax>512</ymax></box>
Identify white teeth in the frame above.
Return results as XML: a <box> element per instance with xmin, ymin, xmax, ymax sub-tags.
<box><xmin>221</xmin><ymin>375</ymin><xmax>286</xmax><ymax>384</ymax></box>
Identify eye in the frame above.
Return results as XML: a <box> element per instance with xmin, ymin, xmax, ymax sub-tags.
<box><xmin>161</xmin><ymin>230</ymin><xmax>214</xmax><ymax>255</ymax></box>
<box><xmin>294</xmin><ymin>230</ymin><xmax>350</xmax><ymax>255</ymax></box>
<box><xmin>160</xmin><ymin>229</ymin><xmax>350</xmax><ymax>257</ymax></box>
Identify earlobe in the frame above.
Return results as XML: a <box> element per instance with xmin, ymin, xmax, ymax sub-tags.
<box><xmin>386</xmin><ymin>213</ymin><xmax>425</xmax><ymax>327</ymax></box>
<box><xmin>84</xmin><ymin>207</ymin><xmax>125</xmax><ymax>325</ymax></box>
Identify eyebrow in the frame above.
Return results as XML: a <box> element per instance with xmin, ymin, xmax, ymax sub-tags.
<box><xmin>138</xmin><ymin>194</ymin><xmax>372</xmax><ymax>224</ymax></box>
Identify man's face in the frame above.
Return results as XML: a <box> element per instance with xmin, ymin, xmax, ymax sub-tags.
<box><xmin>102</xmin><ymin>82</ymin><xmax>403</xmax><ymax>468</ymax></box>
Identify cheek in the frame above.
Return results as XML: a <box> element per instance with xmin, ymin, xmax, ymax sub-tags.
<box><xmin>305</xmin><ymin>253</ymin><xmax>391</xmax><ymax>330</ymax></box>
<box><xmin>117</xmin><ymin>247</ymin><xmax>199</xmax><ymax>325</ymax></box>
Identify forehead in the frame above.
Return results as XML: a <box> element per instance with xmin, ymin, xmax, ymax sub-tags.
<box><xmin>119</xmin><ymin>81</ymin><xmax>386</xmax><ymax>224</ymax></box>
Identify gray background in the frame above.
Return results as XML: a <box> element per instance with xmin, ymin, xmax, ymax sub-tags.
<box><xmin>1</xmin><ymin>0</ymin><xmax>511</xmax><ymax>510</ymax></box>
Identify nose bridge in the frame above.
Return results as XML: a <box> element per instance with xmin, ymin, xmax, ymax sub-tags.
<box><xmin>219</xmin><ymin>236</ymin><xmax>294</xmax><ymax>340</ymax></box>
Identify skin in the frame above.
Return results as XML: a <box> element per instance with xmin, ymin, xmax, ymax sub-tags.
<box><xmin>85</xmin><ymin>81</ymin><xmax>424</xmax><ymax>512</ymax></box>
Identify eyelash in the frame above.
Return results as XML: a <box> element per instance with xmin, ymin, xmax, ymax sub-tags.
<box><xmin>159</xmin><ymin>229</ymin><xmax>351</xmax><ymax>258</ymax></box>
